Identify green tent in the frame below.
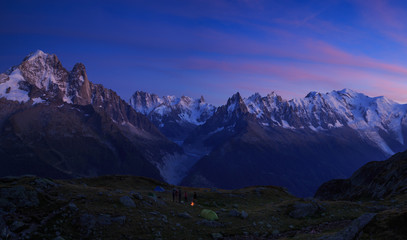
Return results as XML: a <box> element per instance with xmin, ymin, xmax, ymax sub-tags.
<box><xmin>200</xmin><ymin>209</ymin><xmax>219</xmax><ymax>221</ymax></box>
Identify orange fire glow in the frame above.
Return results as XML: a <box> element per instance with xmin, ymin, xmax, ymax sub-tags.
<box><xmin>191</xmin><ymin>202</ymin><xmax>194</xmax><ymax>206</ymax></box>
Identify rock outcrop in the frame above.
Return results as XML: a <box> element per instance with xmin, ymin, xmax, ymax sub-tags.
<box><xmin>315</xmin><ymin>150</ymin><xmax>407</xmax><ymax>201</ymax></box>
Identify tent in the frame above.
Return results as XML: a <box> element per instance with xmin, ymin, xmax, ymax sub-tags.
<box><xmin>200</xmin><ymin>209</ymin><xmax>219</xmax><ymax>221</ymax></box>
<box><xmin>154</xmin><ymin>186</ymin><xmax>165</xmax><ymax>192</ymax></box>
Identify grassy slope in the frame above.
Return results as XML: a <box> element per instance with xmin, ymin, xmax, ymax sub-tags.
<box><xmin>0</xmin><ymin>175</ymin><xmax>405</xmax><ymax>240</ymax></box>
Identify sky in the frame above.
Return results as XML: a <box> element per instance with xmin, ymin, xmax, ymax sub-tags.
<box><xmin>1</xmin><ymin>0</ymin><xmax>407</xmax><ymax>105</ymax></box>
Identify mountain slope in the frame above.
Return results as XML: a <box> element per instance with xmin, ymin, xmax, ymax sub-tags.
<box><xmin>181</xmin><ymin>91</ymin><xmax>407</xmax><ymax>196</ymax></box>
<box><xmin>315</xmin><ymin>149</ymin><xmax>407</xmax><ymax>201</ymax></box>
<box><xmin>0</xmin><ymin>50</ymin><xmax>181</xmax><ymax>179</ymax></box>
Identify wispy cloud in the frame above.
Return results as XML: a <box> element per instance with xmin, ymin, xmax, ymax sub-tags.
<box><xmin>356</xmin><ymin>0</ymin><xmax>407</xmax><ymax>46</ymax></box>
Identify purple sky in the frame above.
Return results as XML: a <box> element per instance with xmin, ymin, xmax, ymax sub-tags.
<box><xmin>1</xmin><ymin>0</ymin><xmax>407</xmax><ymax>105</ymax></box>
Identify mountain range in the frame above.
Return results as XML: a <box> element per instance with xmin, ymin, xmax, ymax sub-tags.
<box><xmin>132</xmin><ymin>88</ymin><xmax>407</xmax><ymax>196</ymax></box>
<box><xmin>1</xmin><ymin>50</ymin><xmax>407</xmax><ymax>197</ymax></box>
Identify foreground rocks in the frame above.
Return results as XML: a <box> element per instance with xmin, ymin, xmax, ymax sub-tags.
<box><xmin>0</xmin><ymin>185</ymin><xmax>39</xmax><ymax>209</ymax></box>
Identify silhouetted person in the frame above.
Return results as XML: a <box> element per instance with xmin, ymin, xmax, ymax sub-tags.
<box><xmin>178</xmin><ymin>189</ymin><xmax>182</xmax><ymax>203</ymax></box>
<box><xmin>184</xmin><ymin>191</ymin><xmax>188</xmax><ymax>202</ymax></box>
<box><xmin>193</xmin><ymin>192</ymin><xmax>197</xmax><ymax>200</ymax></box>
<box><xmin>172</xmin><ymin>189</ymin><xmax>176</xmax><ymax>202</ymax></box>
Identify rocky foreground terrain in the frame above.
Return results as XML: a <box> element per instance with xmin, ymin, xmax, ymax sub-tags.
<box><xmin>1</xmin><ymin>174</ymin><xmax>406</xmax><ymax>240</ymax></box>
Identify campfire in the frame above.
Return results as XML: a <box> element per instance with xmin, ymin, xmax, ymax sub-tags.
<box><xmin>190</xmin><ymin>201</ymin><xmax>195</xmax><ymax>206</ymax></box>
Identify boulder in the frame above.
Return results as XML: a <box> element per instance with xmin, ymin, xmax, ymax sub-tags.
<box><xmin>10</xmin><ymin>220</ymin><xmax>25</xmax><ymax>232</ymax></box>
<box><xmin>319</xmin><ymin>213</ymin><xmax>376</xmax><ymax>240</ymax></box>
<box><xmin>32</xmin><ymin>178</ymin><xmax>58</xmax><ymax>191</ymax></box>
<box><xmin>241</xmin><ymin>210</ymin><xmax>248</xmax><ymax>219</ymax></box>
<box><xmin>229</xmin><ymin>209</ymin><xmax>240</xmax><ymax>217</ymax></box>
<box><xmin>177</xmin><ymin>212</ymin><xmax>192</xmax><ymax>219</ymax></box>
<box><xmin>156</xmin><ymin>199</ymin><xmax>167</xmax><ymax>207</ymax></box>
<box><xmin>97</xmin><ymin>214</ymin><xmax>113</xmax><ymax>225</ymax></box>
<box><xmin>289</xmin><ymin>201</ymin><xmax>324</xmax><ymax>219</ymax></box>
<box><xmin>78</xmin><ymin>213</ymin><xmax>96</xmax><ymax>236</ymax></box>
<box><xmin>0</xmin><ymin>186</ymin><xmax>39</xmax><ymax>208</ymax></box>
<box><xmin>112</xmin><ymin>216</ymin><xmax>126</xmax><ymax>225</ymax></box>
<box><xmin>120</xmin><ymin>196</ymin><xmax>136</xmax><ymax>208</ymax></box>
<box><xmin>130</xmin><ymin>191</ymin><xmax>143</xmax><ymax>200</ymax></box>
<box><xmin>68</xmin><ymin>202</ymin><xmax>78</xmax><ymax>212</ymax></box>
<box><xmin>211</xmin><ymin>232</ymin><xmax>223</xmax><ymax>239</ymax></box>
<box><xmin>79</xmin><ymin>213</ymin><xmax>96</xmax><ymax>229</ymax></box>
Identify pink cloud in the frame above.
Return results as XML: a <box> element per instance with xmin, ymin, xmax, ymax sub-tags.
<box><xmin>170</xmin><ymin>53</ymin><xmax>407</xmax><ymax>101</ymax></box>
<box><xmin>356</xmin><ymin>0</ymin><xmax>407</xmax><ymax>46</ymax></box>
<box><xmin>358</xmin><ymin>0</ymin><xmax>405</xmax><ymax>30</ymax></box>
<box><xmin>189</xmin><ymin>28</ymin><xmax>407</xmax><ymax>78</ymax></box>
<box><xmin>295</xmin><ymin>39</ymin><xmax>407</xmax><ymax>77</ymax></box>
<box><xmin>178</xmin><ymin>57</ymin><xmax>334</xmax><ymax>83</ymax></box>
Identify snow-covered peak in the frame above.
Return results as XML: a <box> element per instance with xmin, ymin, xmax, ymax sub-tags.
<box><xmin>129</xmin><ymin>91</ymin><xmax>216</xmax><ymax>126</ymax></box>
<box><xmin>214</xmin><ymin>90</ymin><xmax>407</xmax><ymax>154</ymax></box>
<box><xmin>226</xmin><ymin>92</ymin><xmax>243</xmax><ymax>109</ymax></box>
<box><xmin>247</xmin><ymin>92</ymin><xmax>262</xmax><ymax>102</ymax></box>
<box><xmin>334</xmin><ymin>88</ymin><xmax>358</xmax><ymax>97</ymax></box>
<box><xmin>179</xmin><ymin>95</ymin><xmax>193</xmax><ymax>107</ymax></box>
<box><xmin>229</xmin><ymin>92</ymin><xmax>243</xmax><ymax>102</ymax></box>
<box><xmin>239</xmin><ymin>90</ymin><xmax>407</xmax><ymax>154</ymax></box>
<box><xmin>305</xmin><ymin>91</ymin><xmax>321</xmax><ymax>99</ymax></box>
<box><xmin>24</xmin><ymin>50</ymin><xmax>48</xmax><ymax>62</ymax></box>
<box><xmin>199</xmin><ymin>95</ymin><xmax>205</xmax><ymax>103</ymax></box>
<box><xmin>129</xmin><ymin>91</ymin><xmax>163</xmax><ymax>115</ymax></box>
<box><xmin>245</xmin><ymin>93</ymin><xmax>266</xmax><ymax>118</ymax></box>
<box><xmin>266</xmin><ymin>91</ymin><xmax>278</xmax><ymax>97</ymax></box>
<box><xmin>0</xmin><ymin>50</ymin><xmax>94</xmax><ymax>105</ymax></box>
<box><xmin>17</xmin><ymin>50</ymin><xmax>69</xmax><ymax>93</ymax></box>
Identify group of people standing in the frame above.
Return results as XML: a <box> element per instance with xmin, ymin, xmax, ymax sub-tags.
<box><xmin>172</xmin><ymin>188</ymin><xmax>197</xmax><ymax>203</ymax></box>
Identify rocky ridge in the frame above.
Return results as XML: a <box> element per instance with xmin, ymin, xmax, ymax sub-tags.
<box><xmin>132</xmin><ymin>89</ymin><xmax>407</xmax><ymax>155</ymax></box>
<box><xmin>129</xmin><ymin>91</ymin><xmax>216</xmax><ymax>142</ymax></box>
<box><xmin>0</xmin><ymin>50</ymin><xmax>181</xmax><ymax>179</ymax></box>
<box><xmin>315</xmin><ymin>149</ymin><xmax>407</xmax><ymax>201</ymax></box>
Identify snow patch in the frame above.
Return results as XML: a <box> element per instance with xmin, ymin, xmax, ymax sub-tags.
<box><xmin>156</xmin><ymin>153</ymin><xmax>194</xmax><ymax>185</ymax></box>
<box><xmin>0</xmin><ymin>69</ymin><xmax>30</xmax><ymax>102</ymax></box>
<box><xmin>208</xmin><ymin>127</ymin><xmax>224</xmax><ymax>135</ymax></box>
<box><xmin>361</xmin><ymin>130</ymin><xmax>395</xmax><ymax>155</ymax></box>
<box><xmin>281</xmin><ymin>120</ymin><xmax>294</xmax><ymax>129</ymax></box>
<box><xmin>32</xmin><ymin>97</ymin><xmax>45</xmax><ymax>104</ymax></box>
